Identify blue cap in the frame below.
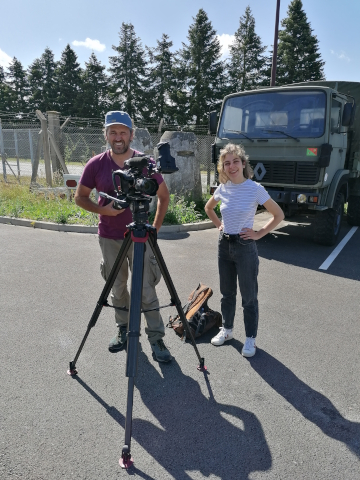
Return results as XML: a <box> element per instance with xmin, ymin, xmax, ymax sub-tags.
<box><xmin>104</xmin><ymin>111</ymin><xmax>132</xmax><ymax>129</ymax></box>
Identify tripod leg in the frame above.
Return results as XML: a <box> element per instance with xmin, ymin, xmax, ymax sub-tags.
<box><xmin>68</xmin><ymin>233</ymin><xmax>133</xmax><ymax>376</ymax></box>
<box><xmin>147</xmin><ymin>232</ymin><xmax>206</xmax><ymax>371</ymax></box>
<box><xmin>120</xmin><ymin>240</ymin><xmax>145</xmax><ymax>468</ymax></box>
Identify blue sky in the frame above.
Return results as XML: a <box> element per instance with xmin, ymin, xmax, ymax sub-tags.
<box><xmin>1</xmin><ymin>0</ymin><xmax>359</xmax><ymax>82</ymax></box>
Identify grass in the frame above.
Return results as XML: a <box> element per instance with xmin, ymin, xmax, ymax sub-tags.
<box><xmin>0</xmin><ymin>175</ymin><xmax>219</xmax><ymax>226</ymax></box>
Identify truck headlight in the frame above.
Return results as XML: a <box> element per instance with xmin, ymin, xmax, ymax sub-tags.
<box><xmin>297</xmin><ymin>194</ymin><xmax>307</xmax><ymax>203</ymax></box>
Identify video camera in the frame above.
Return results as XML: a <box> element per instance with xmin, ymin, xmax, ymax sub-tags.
<box><xmin>99</xmin><ymin>142</ymin><xmax>178</xmax><ymax>221</ymax></box>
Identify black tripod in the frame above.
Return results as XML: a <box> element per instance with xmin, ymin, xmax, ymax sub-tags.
<box><xmin>68</xmin><ymin>194</ymin><xmax>206</xmax><ymax>469</ymax></box>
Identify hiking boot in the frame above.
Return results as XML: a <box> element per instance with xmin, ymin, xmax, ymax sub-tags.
<box><xmin>211</xmin><ymin>327</ymin><xmax>233</xmax><ymax>346</ymax></box>
<box><xmin>108</xmin><ymin>325</ymin><xmax>127</xmax><ymax>353</ymax></box>
<box><xmin>242</xmin><ymin>337</ymin><xmax>256</xmax><ymax>357</ymax></box>
<box><xmin>151</xmin><ymin>339</ymin><xmax>172</xmax><ymax>363</ymax></box>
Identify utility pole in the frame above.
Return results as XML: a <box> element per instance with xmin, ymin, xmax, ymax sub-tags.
<box><xmin>270</xmin><ymin>0</ymin><xmax>281</xmax><ymax>86</ymax></box>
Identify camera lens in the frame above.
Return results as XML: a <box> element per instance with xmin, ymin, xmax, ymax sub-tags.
<box><xmin>135</xmin><ymin>178</ymin><xmax>159</xmax><ymax>196</ymax></box>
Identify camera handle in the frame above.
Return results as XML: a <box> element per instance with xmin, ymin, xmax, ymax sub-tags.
<box><xmin>67</xmin><ymin>222</ymin><xmax>206</xmax><ymax>469</ymax></box>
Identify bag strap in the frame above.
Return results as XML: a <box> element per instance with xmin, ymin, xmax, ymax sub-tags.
<box><xmin>186</xmin><ymin>285</ymin><xmax>213</xmax><ymax>319</ymax></box>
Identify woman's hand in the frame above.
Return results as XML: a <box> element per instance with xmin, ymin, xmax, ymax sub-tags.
<box><xmin>239</xmin><ymin>227</ymin><xmax>261</xmax><ymax>241</ymax></box>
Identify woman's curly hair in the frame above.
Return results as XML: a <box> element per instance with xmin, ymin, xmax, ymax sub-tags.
<box><xmin>217</xmin><ymin>143</ymin><xmax>254</xmax><ymax>184</ymax></box>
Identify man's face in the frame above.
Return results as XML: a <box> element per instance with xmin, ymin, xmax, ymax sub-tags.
<box><xmin>106</xmin><ymin>124</ymin><xmax>133</xmax><ymax>155</ymax></box>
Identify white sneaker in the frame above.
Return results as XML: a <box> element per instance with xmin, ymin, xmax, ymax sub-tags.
<box><xmin>242</xmin><ymin>337</ymin><xmax>256</xmax><ymax>357</ymax></box>
<box><xmin>211</xmin><ymin>327</ymin><xmax>233</xmax><ymax>346</ymax></box>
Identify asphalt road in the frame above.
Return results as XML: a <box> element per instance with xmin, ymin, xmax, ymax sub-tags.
<box><xmin>1</xmin><ymin>217</ymin><xmax>359</xmax><ymax>480</ymax></box>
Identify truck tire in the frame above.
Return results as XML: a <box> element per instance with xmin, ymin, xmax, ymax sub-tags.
<box><xmin>346</xmin><ymin>195</ymin><xmax>360</xmax><ymax>226</ymax></box>
<box><xmin>313</xmin><ymin>193</ymin><xmax>344</xmax><ymax>246</ymax></box>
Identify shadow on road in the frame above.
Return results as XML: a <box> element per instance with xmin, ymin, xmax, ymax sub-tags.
<box><xmin>72</xmin><ymin>350</ymin><xmax>272</xmax><ymax>479</ymax></box>
<box><xmin>229</xmin><ymin>343</ymin><xmax>360</xmax><ymax>460</ymax></box>
<box><xmin>257</xmin><ymin>217</ymin><xmax>360</xmax><ymax>281</ymax></box>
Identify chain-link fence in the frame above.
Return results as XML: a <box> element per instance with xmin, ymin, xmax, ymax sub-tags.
<box><xmin>0</xmin><ymin>112</ymin><xmax>216</xmax><ymax>190</ymax></box>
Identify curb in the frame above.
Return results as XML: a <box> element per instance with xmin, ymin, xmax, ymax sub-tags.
<box><xmin>0</xmin><ymin>216</ymin><xmax>215</xmax><ymax>234</ymax></box>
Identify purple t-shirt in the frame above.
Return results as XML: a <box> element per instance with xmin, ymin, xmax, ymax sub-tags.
<box><xmin>79</xmin><ymin>150</ymin><xmax>164</xmax><ymax>239</ymax></box>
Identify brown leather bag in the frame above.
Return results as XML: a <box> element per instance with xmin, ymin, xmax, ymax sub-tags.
<box><xmin>167</xmin><ymin>283</ymin><xmax>222</xmax><ymax>340</ymax></box>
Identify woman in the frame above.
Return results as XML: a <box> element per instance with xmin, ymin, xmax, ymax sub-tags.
<box><xmin>205</xmin><ymin>143</ymin><xmax>284</xmax><ymax>357</ymax></box>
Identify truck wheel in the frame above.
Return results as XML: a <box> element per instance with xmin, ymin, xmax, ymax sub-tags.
<box><xmin>313</xmin><ymin>193</ymin><xmax>344</xmax><ymax>246</ymax></box>
<box><xmin>346</xmin><ymin>195</ymin><xmax>360</xmax><ymax>226</ymax></box>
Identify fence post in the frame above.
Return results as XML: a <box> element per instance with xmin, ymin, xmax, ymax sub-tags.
<box><xmin>47</xmin><ymin>111</ymin><xmax>61</xmax><ymax>172</ymax></box>
<box><xmin>0</xmin><ymin>119</ymin><xmax>6</xmax><ymax>182</ymax></box>
<box><xmin>35</xmin><ymin>110</ymin><xmax>52</xmax><ymax>186</ymax></box>
<box><xmin>14</xmin><ymin>130</ymin><xmax>20</xmax><ymax>179</ymax></box>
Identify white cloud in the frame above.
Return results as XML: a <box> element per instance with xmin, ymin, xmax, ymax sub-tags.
<box><xmin>0</xmin><ymin>48</ymin><xmax>12</xmax><ymax>68</ymax></box>
<box><xmin>330</xmin><ymin>49</ymin><xmax>351</xmax><ymax>62</ymax></box>
<box><xmin>72</xmin><ymin>38</ymin><xmax>106</xmax><ymax>52</ymax></box>
<box><xmin>217</xmin><ymin>34</ymin><xmax>235</xmax><ymax>58</ymax></box>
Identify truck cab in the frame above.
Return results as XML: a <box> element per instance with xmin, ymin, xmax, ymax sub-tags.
<box><xmin>210</xmin><ymin>81</ymin><xmax>360</xmax><ymax>245</ymax></box>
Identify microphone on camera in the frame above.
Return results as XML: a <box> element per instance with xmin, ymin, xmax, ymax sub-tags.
<box><xmin>125</xmin><ymin>156</ymin><xmax>149</xmax><ymax>169</ymax></box>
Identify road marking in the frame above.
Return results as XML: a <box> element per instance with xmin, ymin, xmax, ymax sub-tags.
<box><xmin>319</xmin><ymin>227</ymin><xmax>358</xmax><ymax>270</ymax></box>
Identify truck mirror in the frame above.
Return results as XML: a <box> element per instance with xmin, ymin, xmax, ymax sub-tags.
<box><xmin>209</xmin><ymin>111</ymin><xmax>218</xmax><ymax>135</ymax></box>
<box><xmin>342</xmin><ymin>102</ymin><xmax>355</xmax><ymax>127</ymax></box>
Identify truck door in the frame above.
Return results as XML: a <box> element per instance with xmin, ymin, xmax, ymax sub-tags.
<box><xmin>326</xmin><ymin>98</ymin><xmax>347</xmax><ymax>181</ymax></box>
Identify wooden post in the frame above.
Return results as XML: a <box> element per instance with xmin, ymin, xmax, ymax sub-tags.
<box><xmin>47</xmin><ymin>111</ymin><xmax>61</xmax><ymax>172</ymax></box>
<box><xmin>31</xmin><ymin>130</ymin><xmax>43</xmax><ymax>184</ymax></box>
<box><xmin>0</xmin><ymin>119</ymin><xmax>6</xmax><ymax>182</ymax></box>
<box><xmin>29</xmin><ymin>129</ymin><xmax>34</xmax><ymax>166</ymax></box>
<box><xmin>35</xmin><ymin>110</ymin><xmax>52</xmax><ymax>186</ymax></box>
<box><xmin>158</xmin><ymin>118</ymin><xmax>164</xmax><ymax>133</ymax></box>
<box><xmin>48</xmin><ymin>129</ymin><xmax>69</xmax><ymax>174</ymax></box>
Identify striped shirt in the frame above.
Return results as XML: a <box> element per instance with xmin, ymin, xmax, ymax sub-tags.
<box><xmin>213</xmin><ymin>179</ymin><xmax>270</xmax><ymax>234</ymax></box>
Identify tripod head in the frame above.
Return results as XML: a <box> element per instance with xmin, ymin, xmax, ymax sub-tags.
<box><xmin>99</xmin><ymin>141</ymin><xmax>178</xmax><ymax>226</ymax></box>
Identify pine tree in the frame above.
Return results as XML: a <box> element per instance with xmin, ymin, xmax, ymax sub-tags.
<box><xmin>76</xmin><ymin>53</ymin><xmax>108</xmax><ymax>118</ymax></box>
<box><xmin>0</xmin><ymin>66</ymin><xmax>12</xmax><ymax>112</ymax></box>
<box><xmin>275</xmin><ymin>0</ymin><xmax>325</xmax><ymax>85</ymax></box>
<box><xmin>228</xmin><ymin>6</ymin><xmax>267</xmax><ymax>92</ymax></box>
<box><xmin>146</xmin><ymin>34</ymin><xmax>175</xmax><ymax>123</ymax></box>
<box><xmin>41</xmin><ymin>48</ymin><xmax>58</xmax><ymax>111</ymax></box>
<box><xmin>108</xmin><ymin>23</ymin><xmax>149</xmax><ymax>122</ymax></box>
<box><xmin>176</xmin><ymin>9</ymin><xmax>226</xmax><ymax>125</ymax></box>
<box><xmin>6</xmin><ymin>57</ymin><xmax>29</xmax><ymax>112</ymax></box>
<box><xmin>56</xmin><ymin>44</ymin><xmax>82</xmax><ymax>116</ymax></box>
<box><xmin>28</xmin><ymin>57</ymin><xmax>45</xmax><ymax>111</ymax></box>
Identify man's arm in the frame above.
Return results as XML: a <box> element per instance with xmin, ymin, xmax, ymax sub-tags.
<box><xmin>75</xmin><ymin>183</ymin><xmax>124</xmax><ymax>217</ymax></box>
<box><xmin>152</xmin><ymin>181</ymin><xmax>170</xmax><ymax>232</ymax></box>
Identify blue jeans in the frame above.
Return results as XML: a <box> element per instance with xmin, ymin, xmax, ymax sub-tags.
<box><xmin>218</xmin><ymin>231</ymin><xmax>259</xmax><ymax>337</ymax></box>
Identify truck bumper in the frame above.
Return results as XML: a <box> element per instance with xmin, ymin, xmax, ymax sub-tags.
<box><xmin>267</xmin><ymin>188</ymin><xmax>321</xmax><ymax>207</ymax></box>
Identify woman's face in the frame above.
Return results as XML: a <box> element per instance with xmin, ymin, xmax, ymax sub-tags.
<box><xmin>223</xmin><ymin>153</ymin><xmax>245</xmax><ymax>183</ymax></box>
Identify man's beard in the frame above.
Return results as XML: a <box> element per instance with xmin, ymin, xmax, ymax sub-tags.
<box><xmin>110</xmin><ymin>139</ymin><xmax>130</xmax><ymax>155</ymax></box>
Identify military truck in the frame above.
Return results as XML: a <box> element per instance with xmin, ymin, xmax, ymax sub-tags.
<box><xmin>209</xmin><ymin>81</ymin><xmax>360</xmax><ymax>245</ymax></box>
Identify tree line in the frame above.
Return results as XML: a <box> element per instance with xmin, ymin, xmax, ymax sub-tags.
<box><xmin>0</xmin><ymin>1</ymin><xmax>324</xmax><ymax>126</ymax></box>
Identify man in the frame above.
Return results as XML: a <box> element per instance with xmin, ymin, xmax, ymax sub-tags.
<box><xmin>75</xmin><ymin>111</ymin><xmax>172</xmax><ymax>362</ymax></box>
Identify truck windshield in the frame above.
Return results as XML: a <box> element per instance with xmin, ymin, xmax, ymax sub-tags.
<box><xmin>218</xmin><ymin>90</ymin><xmax>326</xmax><ymax>139</ymax></box>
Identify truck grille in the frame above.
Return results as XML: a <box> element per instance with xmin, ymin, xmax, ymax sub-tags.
<box><xmin>251</xmin><ymin>161</ymin><xmax>320</xmax><ymax>185</ymax></box>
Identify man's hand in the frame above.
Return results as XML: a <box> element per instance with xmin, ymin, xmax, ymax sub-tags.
<box><xmin>102</xmin><ymin>201</ymin><xmax>125</xmax><ymax>216</ymax></box>
<box><xmin>75</xmin><ymin>184</ymin><xmax>125</xmax><ymax>217</ymax></box>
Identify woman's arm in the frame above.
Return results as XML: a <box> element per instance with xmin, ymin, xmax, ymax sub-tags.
<box><xmin>205</xmin><ymin>196</ymin><xmax>222</xmax><ymax>230</ymax></box>
<box><xmin>240</xmin><ymin>198</ymin><xmax>284</xmax><ymax>240</ymax></box>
